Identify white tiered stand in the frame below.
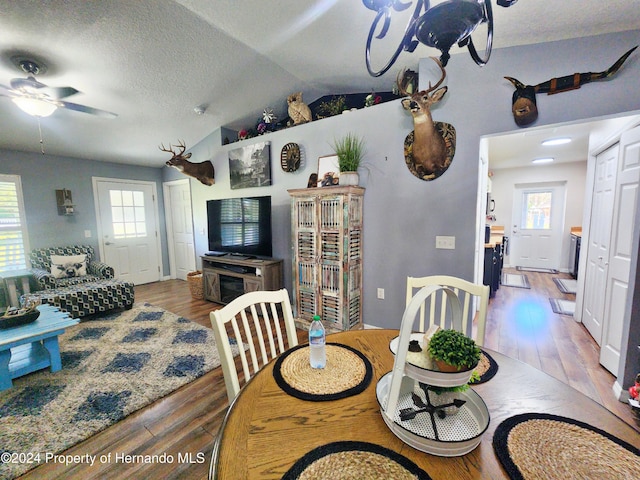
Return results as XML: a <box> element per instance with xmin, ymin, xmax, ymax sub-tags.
<box><xmin>376</xmin><ymin>285</ymin><xmax>490</xmax><ymax>456</ymax></box>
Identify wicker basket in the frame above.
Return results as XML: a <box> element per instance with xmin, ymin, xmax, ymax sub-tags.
<box><xmin>187</xmin><ymin>271</ymin><xmax>204</xmax><ymax>299</ymax></box>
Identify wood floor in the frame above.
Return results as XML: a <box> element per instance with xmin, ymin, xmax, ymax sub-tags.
<box><xmin>19</xmin><ymin>272</ymin><xmax>640</xmax><ymax>479</ymax></box>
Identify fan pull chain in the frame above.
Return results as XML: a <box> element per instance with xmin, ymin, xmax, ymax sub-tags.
<box><xmin>36</xmin><ymin>116</ymin><xmax>45</xmax><ymax>154</ymax></box>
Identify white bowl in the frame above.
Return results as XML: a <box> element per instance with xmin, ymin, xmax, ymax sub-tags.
<box><xmin>389</xmin><ymin>334</ymin><xmax>476</xmax><ymax>387</ymax></box>
<box><xmin>376</xmin><ymin>372</ymin><xmax>490</xmax><ymax>457</ymax></box>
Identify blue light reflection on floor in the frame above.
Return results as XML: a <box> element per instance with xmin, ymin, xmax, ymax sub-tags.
<box><xmin>512</xmin><ymin>298</ymin><xmax>551</xmax><ymax>336</ymax></box>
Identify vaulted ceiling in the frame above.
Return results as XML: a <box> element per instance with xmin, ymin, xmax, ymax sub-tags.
<box><xmin>1</xmin><ymin>1</ymin><xmax>638</xmax><ymax>167</ymax></box>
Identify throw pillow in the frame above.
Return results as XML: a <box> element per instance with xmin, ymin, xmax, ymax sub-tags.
<box><xmin>50</xmin><ymin>254</ymin><xmax>88</xmax><ymax>279</ymax></box>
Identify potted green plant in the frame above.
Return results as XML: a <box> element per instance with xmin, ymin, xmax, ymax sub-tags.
<box><xmin>427</xmin><ymin>329</ymin><xmax>481</xmax><ymax>372</ymax></box>
<box><xmin>331</xmin><ymin>133</ymin><xmax>365</xmax><ymax>186</ymax></box>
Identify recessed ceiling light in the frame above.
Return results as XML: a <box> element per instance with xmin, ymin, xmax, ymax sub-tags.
<box><xmin>542</xmin><ymin>137</ymin><xmax>571</xmax><ymax>146</ymax></box>
<box><xmin>532</xmin><ymin>157</ymin><xmax>554</xmax><ymax>164</ymax></box>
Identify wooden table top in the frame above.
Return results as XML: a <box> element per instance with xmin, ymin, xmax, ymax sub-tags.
<box><xmin>212</xmin><ymin>329</ymin><xmax>639</xmax><ymax>479</ymax></box>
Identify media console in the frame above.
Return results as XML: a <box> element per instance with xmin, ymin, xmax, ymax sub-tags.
<box><xmin>201</xmin><ymin>255</ymin><xmax>283</xmax><ymax>305</ymax></box>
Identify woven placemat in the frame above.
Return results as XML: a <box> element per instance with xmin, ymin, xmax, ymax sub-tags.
<box><xmin>470</xmin><ymin>350</ymin><xmax>498</xmax><ymax>384</ymax></box>
<box><xmin>281</xmin><ymin>441</ymin><xmax>432</xmax><ymax>480</ymax></box>
<box><xmin>493</xmin><ymin>413</ymin><xmax>640</xmax><ymax>480</ymax></box>
<box><xmin>273</xmin><ymin>343</ymin><xmax>372</xmax><ymax>401</ymax></box>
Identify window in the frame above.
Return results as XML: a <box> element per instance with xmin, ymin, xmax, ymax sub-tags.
<box><xmin>521</xmin><ymin>190</ymin><xmax>553</xmax><ymax>229</ymax></box>
<box><xmin>109</xmin><ymin>189</ymin><xmax>148</xmax><ymax>239</ymax></box>
<box><xmin>0</xmin><ymin>174</ymin><xmax>30</xmax><ymax>272</ymax></box>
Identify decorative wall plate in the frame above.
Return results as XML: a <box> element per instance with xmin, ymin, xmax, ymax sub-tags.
<box><xmin>281</xmin><ymin>142</ymin><xmax>301</xmax><ymax>172</ymax></box>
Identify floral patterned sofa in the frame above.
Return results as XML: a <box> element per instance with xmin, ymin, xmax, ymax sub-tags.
<box><xmin>20</xmin><ymin>245</ymin><xmax>135</xmax><ymax>318</ymax></box>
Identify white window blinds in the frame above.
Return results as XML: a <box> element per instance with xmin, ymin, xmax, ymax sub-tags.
<box><xmin>0</xmin><ymin>175</ymin><xmax>30</xmax><ymax>272</ymax></box>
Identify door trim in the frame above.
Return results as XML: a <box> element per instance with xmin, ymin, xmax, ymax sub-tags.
<box><xmin>163</xmin><ymin>179</ymin><xmax>193</xmax><ymax>280</ymax></box>
<box><xmin>92</xmin><ymin>176</ymin><xmax>162</xmax><ymax>280</ymax></box>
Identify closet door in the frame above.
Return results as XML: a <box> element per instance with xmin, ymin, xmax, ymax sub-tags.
<box><xmin>600</xmin><ymin>125</ymin><xmax>640</xmax><ymax>374</ymax></box>
<box><xmin>582</xmin><ymin>144</ymin><xmax>618</xmax><ymax>344</ymax></box>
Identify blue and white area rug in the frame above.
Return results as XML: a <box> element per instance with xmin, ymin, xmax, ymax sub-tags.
<box><xmin>0</xmin><ymin>303</ymin><xmax>235</xmax><ymax>479</ymax></box>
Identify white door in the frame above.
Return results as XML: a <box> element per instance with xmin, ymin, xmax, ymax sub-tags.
<box><xmin>599</xmin><ymin>126</ymin><xmax>640</xmax><ymax>374</ymax></box>
<box><xmin>510</xmin><ymin>182</ymin><xmax>566</xmax><ymax>270</ymax></box>
<box><xmin>582</xmin><ymin>143</ymin><xmax>618</xmax><ymax>344</ymax></box>
<box><xmin>164</xmin><ymin>180</ymin><xmax>195</xmax><ymax>280</ymax></box>
<box><xmin>93</xmin><ymin>178</ymin><xmax>161</xmax><ymax>285</ymax></box>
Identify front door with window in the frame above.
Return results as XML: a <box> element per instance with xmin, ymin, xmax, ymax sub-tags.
<box><xmin>93</xmin><ymin>178</ymin><xmax>161</xmax><ymax>285</ymax></box>
<box><xmin>510</xmin><ymin>182</ymin><xmax>566</xmax><ymax>270</ymax></box>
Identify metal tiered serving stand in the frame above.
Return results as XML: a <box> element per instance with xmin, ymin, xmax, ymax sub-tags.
<box><xmin>376</xmin><ymin>285</ymin><xmax>490</xmax><ymax>456</ymax></box>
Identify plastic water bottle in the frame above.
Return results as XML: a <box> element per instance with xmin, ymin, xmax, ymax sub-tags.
<box><xmin>309</xmin><ymin>315</ymin><xmax>326</xmax><ymax>369</ymax></box>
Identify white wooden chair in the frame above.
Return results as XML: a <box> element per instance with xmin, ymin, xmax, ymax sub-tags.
<box><xmin>406</xmin><ymin>275</ymin><xmax>490</xmax><ymax>346</ymax></box>
<box><xmin>210</xmin><ymin>288</ymin><xmax>299</xmax><ymax>403</ymax></box>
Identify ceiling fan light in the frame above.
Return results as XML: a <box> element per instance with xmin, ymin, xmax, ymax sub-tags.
<box><xmin>12</xmin><ymin>97</ymin><xmax>57</xmax><ymax>117</ymax></box>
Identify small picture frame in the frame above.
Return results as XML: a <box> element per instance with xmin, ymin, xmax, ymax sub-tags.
<box><xmin>317</xmin><ymin>154</ymin><xmax>339</xmax><ymax>187</ymax></box>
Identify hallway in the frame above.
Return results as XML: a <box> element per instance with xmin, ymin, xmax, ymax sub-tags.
<box><xmin>484</xmin><ymin>267</ymin><xmax>639</xmax><ymax>430</ymax></box>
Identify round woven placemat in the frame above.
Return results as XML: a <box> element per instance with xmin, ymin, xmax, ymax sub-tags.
<box><xmin>470</xmin><ymin>350</ymin><xmax>498</xmax><ymax>384</ymax></box>
<box><xmin>281</xmin><ymin>441</ymin><xmax>431</xmax><ymax>480</ymax></box>
<box><xmin>493</xmin><ymin>413</ymin><xmax>640</xmax><ymax>480</ymax></box>
<box><xmin>273</xmin><ymin>343</ymin><xmax>372</xmax><ymax>401</ymax></box>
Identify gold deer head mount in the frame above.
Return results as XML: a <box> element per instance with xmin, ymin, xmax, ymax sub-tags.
<box><xmin>398</xmin><ymin>58</ymin><xmax>456</xmax><ymax>181</ymax></box>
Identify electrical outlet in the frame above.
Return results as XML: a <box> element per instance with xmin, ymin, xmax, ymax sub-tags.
<box><xmin>435</xmin><ymin>236</ymin><xmax>455</xmax><ymax>249</ymax></box>
<box><xmin>84</xmin><ymin>230</ymin><xmax>91</xmax><ymax>238</ymax></box>
<box><xmin>377</xmin><ymin>288</ymin><xmax>385</xmax><ymax>299</ymax></box>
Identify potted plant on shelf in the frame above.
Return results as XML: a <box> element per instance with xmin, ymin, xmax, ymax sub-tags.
<box><xmin>427</xmin><ymin>329</ymin><xmax>481</xmax><ymax>372</ymax></box>
<box><xmin>332</xmin><ymin>133</ymin><xmax>365</xmax><ymax>186</ymax></box>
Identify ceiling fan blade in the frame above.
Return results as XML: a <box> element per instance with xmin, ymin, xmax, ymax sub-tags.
<box><xmin>42</xmin><ymin>86</ymin><xmax>80</xmax><ymax>99</ymax></box>
<box><xmin>9</xmin><ymin>77</ymin><xmax>79</xmax><ymax>99</ymax></box>
<box><xmin>57</xmin><ymin>99</ymin><xmax>117</xmax><ymax>118</ymax></box>
<box><xmin>10</xmin><ymin>76</ymin><xmax>47</xmax><ymax>91</ymax></box>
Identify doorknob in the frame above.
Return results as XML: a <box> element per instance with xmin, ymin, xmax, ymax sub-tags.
<box><xmin>105</xmin><ymin>241</ymin><xmax>114</xmax><ymax>245</ymax></box>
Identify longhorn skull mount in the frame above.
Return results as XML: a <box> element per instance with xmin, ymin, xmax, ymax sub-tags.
<box><xmin>506</xmin><ymin>45</ymin><xmax>637</xmax><ymax>127</ymax></box>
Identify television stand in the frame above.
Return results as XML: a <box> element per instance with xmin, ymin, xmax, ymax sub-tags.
<box><xmin>201</xmin><ymin>255</ymin><xmax>283</xmax><ymax>305</ymax></box>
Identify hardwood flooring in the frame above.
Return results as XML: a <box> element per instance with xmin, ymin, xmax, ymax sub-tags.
<box><xmin>18</xmin><ymin>272</ymin><xmax>640</xmax><ymax>479</ymax></box>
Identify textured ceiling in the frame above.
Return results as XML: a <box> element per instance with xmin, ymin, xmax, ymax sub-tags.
<box><xmin>0</xmin><ymin>0</ymin><xmax>639</xmax><ymax>167</ymax></box>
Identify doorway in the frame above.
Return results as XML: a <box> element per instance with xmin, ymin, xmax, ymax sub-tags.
<box><xmin>93</xmin><ymin>177</ymin><xmax>162</xmax><ymax>285</ymax></box>
<box><xmin>163</xmin><ymin>179</ymin><xmax>196</xmax><ymax>280</ymax></box>
<box><xmin>510</xmin><ymin>182</ymin><xmax>566</xmax><ymax>270</ymax></box>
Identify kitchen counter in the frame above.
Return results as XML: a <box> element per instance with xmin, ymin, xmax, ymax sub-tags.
<box><xmin>485</xmin><ymin>225</ymin><xmax>505</xmax><ymax>248</ymax></box>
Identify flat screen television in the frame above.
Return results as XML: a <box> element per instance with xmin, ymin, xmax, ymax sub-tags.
<box><xmin>206</xmin><ymin>195</ymin><xmax>272</xmax><ymax>257</ymax></box>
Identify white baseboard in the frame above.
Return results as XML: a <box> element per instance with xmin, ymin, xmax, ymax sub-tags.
<box><xmin>612</xmin><ymin>380</ymin><xmax>629</xmax><ymax>402</ymax></box>
<box><xmin>363</xmin><ymin>323</ymin><xmax>381</xmax><ymax>329</ymax></box>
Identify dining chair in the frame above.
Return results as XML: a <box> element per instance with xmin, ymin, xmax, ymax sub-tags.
<box><xmin>406</xmin><ymin>275</ymin><xmax>490</xmax><ymax>346</ymax></box>
<box><xmin>210</xmin><ymin>288</ymin><xmax>299</xmax><ymax>403</ymax></box>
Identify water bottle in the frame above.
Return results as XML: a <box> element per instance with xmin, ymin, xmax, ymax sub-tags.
<box><xmin>309</xmin><ymin>315</ymin><xmax>326</xmax><ymax>369</ymax></box>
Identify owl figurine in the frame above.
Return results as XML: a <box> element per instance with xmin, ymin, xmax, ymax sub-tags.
<box><xmin>287</xmin><ymin>92</ymin><xmax>312</xmax><ymax>125</ymax></box>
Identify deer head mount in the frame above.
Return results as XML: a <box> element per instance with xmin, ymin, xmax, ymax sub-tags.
<box><xmin>506</xmin><ymin>45</ymin><xmax>637</xmax><ymax>127</ymax></box>
<box><xmin>160</xmin><ymin>140</ymin><xmax>215</xmax><ymax>186</ymax></box>
<box><xmin>397</xmin><ymin>58</ymin><xmax>456</xmax><ymax>181</ymax></box>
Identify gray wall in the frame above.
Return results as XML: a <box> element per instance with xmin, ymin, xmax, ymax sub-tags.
<box><xmin>1</xmin><ymin>149</ymin><xmax>170</xmax><ymax>273</ymax></box>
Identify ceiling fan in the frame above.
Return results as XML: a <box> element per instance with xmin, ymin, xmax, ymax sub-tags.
<box><xmin>0</xmin><ymin>58</ymin><xmax>117</xmax><ymax>118</ymax></box>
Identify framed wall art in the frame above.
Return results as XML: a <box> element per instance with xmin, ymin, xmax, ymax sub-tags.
<box><xmin>317</xmin><ymin>154</ymin><xmax>339</xmax><ymax>187</ymax></box>
<box><xmin>229</xmin><ymin>141</ymin><xmax>272</xmax><ymax>189</ymax></box>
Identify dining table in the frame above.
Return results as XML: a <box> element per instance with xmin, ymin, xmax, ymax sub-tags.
<box><xmin>210</xmin><ymin>328</ymin><xmax>640</xmax><ymax>479</ymax></box>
